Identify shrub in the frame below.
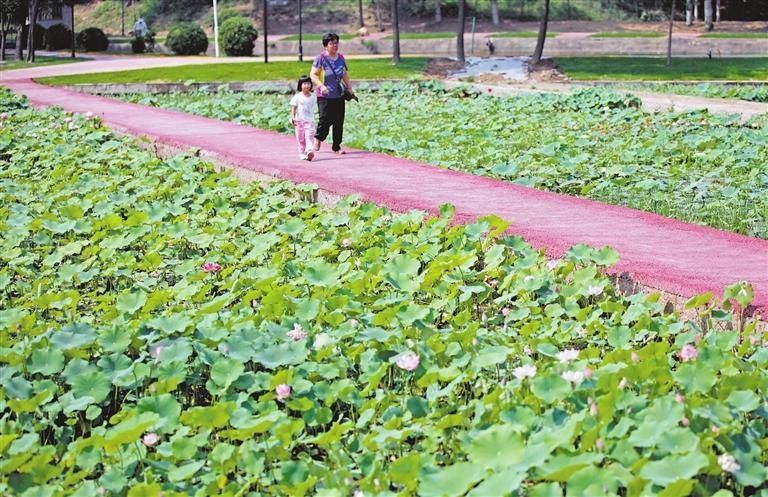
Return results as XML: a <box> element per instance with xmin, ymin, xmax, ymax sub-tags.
<box><xmin>165</xmin><ymin>22</ymin><xmax>208</xmax><ymax>55</ymax></box>
<box><xmin>76</xmin><ymin>27</ymin><xmax>109</xmax><ymax>51</ymax></box>
<box><xmin>44</xmin><ymin>23</ymin><xmax>73</xmax><ymax>50</ymax></box>
<box><xmin>219</xmin><ymin>16</ymin><xmax>257</xmax><ymax>56</ymax></box>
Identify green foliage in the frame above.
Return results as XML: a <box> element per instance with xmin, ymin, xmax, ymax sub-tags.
<box><xmin>556</xmin><ymin>56</ymin><xmax>768</xmax><ymax>81</ymax></box>
<box><xmin>219</xmin><ymin>16</ymin><xmax>257</xmax><ymax>57</ymax></box>
<box><xmin>43</xmin><ymin>23</ymin><xmax>73</xmax><ymax>50</ymax></box>
<box><xmin>618</xmin><ymin>82</ymin><xmax>768</xmax><ymax>104</ymax></box>
<box><xmin>76</xmin><ymin>27</ymin><xmax>109</xmax><ymax>52</ymax></box>
<box><xmin>165</xmin><ymin>22</ymin><xmax>208</xmax><ymax>56</ymax></box>
<box><xmin>1</xmin><ymin>88</ymin><xmax>765</xmax><ymax>495</ymax></box>
<box><xmin>206</xmin><ymin>6</ymin><xmax>242</xmax><ymax>29</ymax></box>
<box><xmin>121</xmin><ymin>83</ymin><xmax>768</xmax><ymax>238</ymax></box>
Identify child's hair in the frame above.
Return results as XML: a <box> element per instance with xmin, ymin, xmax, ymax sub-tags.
<box><xmin>297</xmin><ymin>75</ymin><xmax>313</xmax><ymax>92</ymax></box>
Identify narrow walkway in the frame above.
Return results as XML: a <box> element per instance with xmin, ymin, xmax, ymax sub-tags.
<box><xmin>3</xmin><ymin>74</ymin><xmax>767</xmax><ymax>315</ymax></box>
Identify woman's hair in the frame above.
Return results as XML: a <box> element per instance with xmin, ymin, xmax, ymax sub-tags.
<box><xmin>297</xmin><ymin>75</ymin><xmax>313</xmax><ymax>91</ymax></box>
<box><xmin>322</xmin><ymin>32</ymin><xmax>340</xmax><ymax>47</ymax></box>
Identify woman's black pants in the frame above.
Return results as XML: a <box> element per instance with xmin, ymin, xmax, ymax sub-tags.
<box><xmin>314</xmin><ymin>97</ymin><xmax>345</xmax><ymax>152</ymax></box>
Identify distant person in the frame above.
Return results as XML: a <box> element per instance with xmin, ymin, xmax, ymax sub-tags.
<box><xmin>133</xmin><ymin>17</ymin><xmax>148</xmax><ymax>38</ymax></box>
<box><xmin>289</xmin><ymin>75</ymin><xmax>317</xmax><ymax>161</ymax></box>
<box><xmin>310</xmin><ymin>32</ymin><xmax>356</xmax><ymax>155</ymax></box>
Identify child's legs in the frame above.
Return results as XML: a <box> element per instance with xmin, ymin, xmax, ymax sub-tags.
<box><xmin>294</xmin><ymin>122</ymin><xmax>306</xmax><ymax>155</ymax></box>
<box><xmin>302</xmin><ymin>123</ymin><xmax>315</xmax><ymax>154</ymax></box>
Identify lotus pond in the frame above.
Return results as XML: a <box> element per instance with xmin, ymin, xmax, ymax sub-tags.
<box><xmin>119</xmin><ymin>83</ymin><xmax>768</xmax><ymax>239</ymax></box>
<box><xmin>1</xmin><ymin>89</ymin><xmax>767</xmax><ymax>496</ymax></box>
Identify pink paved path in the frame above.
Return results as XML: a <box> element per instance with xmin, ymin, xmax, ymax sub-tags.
<box><xmin>3</xmin><ymin>76</ymin><xmax>767</xmax><ymax>315</ymax></box>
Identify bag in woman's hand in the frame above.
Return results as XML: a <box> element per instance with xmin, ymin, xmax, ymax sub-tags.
<box><xmin>341</xmin><ymin>83</ymin><xmax>358</xmax><ymax>102</ymax></box>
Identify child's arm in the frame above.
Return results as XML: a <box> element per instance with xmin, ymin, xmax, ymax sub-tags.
<box><xmin>290</xmin><ymin>104</ymin><xmax>297</xmax><ymax>125</ymax></box>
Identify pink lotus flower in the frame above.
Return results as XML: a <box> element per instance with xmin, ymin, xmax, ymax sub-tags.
<box><xmin>711</xmin><ymin>424</ymin><xmax>720</xmax><ymax>434</ymax></box>
<box><xmin>678</xmin><ymin>344</ymin><xmax>698</xmax><ymax>362</ymax></box>
<box><xmin>675</xmin><ymin>392</ymin><xmax>685</xmax><ymax>404</ymax></box>
<box><xmin>583</xmin><ymin>367</ymin><xmax>594</xmax><ymax>379</ymax></box>
<box><xmin>0</xmin><ymin>112</ymin><xmax>8</xmax><ymax>120</ymax></box>
<box><xmin>631</xmin><ymin>351</ymin><xmax>640</xmax><ymax>363</ymax></box>
<box><xmin>587</xmin><ymin>285</ymin><xmax>603</xmax><ymax>296</ymax></box>
<box><xmin>275</xmin><ymin>384</ymin><xmax>291</xmax><ymax>401</ymax></box>
<box><xmin>395</xmin><ymin>351</ymin><xmax>420</xmax><ymax>371</ymax></box>
<box><xmin>589</xmin><ymin>402</ymin><xmax>598</xmax><ymax>416</ymax></box>
<box><xmin>286</xmin><ymin>323</ymin><xmax>307</xmax><ymax>341</ymax></box>
<box><xmin>680</xmin><ymin>416</ymin><xmax>690</xmax><ymax>426</ymax></box>
<box><xmin>546</xmin><ymin>259</ymin><xmax>561</xmax><ymax>270</ymax></box>
<box><xmin>342</xmin><ymin>238</ymin><xmax>352</xmax><ymax>248</ymax></box>
<box><xmin>202</xmin><ymin>262</ymin><xmax>222</xmax><ymax>273</ymax></box>
<box><xmin>142</xmin><ymin>432</ymin><xmax>159</xmax><ymax>447</ymax></box>
<box><xmin>150</xmin><ymin>345</ymin><xmax>164</xmax><ymax>363</ymax></box>
<box><xmin>349</xmin><ymin>319</ymin><xmax>359</xmax><ymax>328</ymax></box>
<box><xmin>501</xmin><ymin>307</ymin><xmax>511</xmax><ymax>316</ymax></box>
<box><xmin>595</xmin><ymin>438</ymin><xmax>605</xmax><ymax>450</ymax></box>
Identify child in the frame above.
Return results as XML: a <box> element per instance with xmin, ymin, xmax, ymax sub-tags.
<box><xmin>290</xmin><ymin>75</ymin><xmax>317</xmax><ymax>161</ymax></box>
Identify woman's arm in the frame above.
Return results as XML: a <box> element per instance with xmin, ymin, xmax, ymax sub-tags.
<box><xmin>310</xmin><ymin>65</ymin><xmax>328</xmax><ymax>95</ymax></box>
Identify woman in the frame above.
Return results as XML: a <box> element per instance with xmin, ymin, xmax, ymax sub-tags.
<box><xmin>310</xmin><ymin>32</ymin><xmax>356</xmax><ymax>154</ymax></box>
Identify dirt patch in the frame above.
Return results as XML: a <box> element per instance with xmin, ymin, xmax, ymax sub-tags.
<box><xmin>528</xmin><ymin>58</ymin><xmax>569</xmax><ymax>83</ymax></box>
<box><xmin>425</xmin><ymin>58</ymin><xmax>465</xmax><ymax>78</ymax></box>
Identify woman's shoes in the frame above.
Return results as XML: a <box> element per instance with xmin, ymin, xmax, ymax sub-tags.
<box><xmin>333</xmin><ymin>149</ymin><xmax>346</xmax><ymax>155</ymax></box>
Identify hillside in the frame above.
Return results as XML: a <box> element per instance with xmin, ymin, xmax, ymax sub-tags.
<box><xmin>74</xmin><ymin>0</ymin><xmax>767</xmax><ymax>38</ymax></box>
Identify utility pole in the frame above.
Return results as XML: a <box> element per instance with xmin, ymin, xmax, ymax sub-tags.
<box><xmin>298</xmin><ymin>0</ymin><xmax>303</xmax><ymax>61</ymax></box>
<box><xmin>262</xmin><ymin>0</ymin><xmax>268</xmax><ymax>63</ymax></box>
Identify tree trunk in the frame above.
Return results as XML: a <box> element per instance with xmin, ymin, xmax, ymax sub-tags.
<box><xmin>532</xmin><ymin>0</ymin><xmax>549</xmax><ymax>63</ymax></box>
<box><xmin>667</xmin><ymin>0</ymin><xmax>675</xmax><ymax>65</ymax></box>
<box><xmin>704</xmin><ymin>0</ymin><xmax>713</xmax><ymax>30</ymax></box>
<box><xmin>693</xmin><ymin>0</ymin><xmax>698</xmax><ymax>20</ymax></box>
<box><xmin>435</xmin><ymin>0</ymin><xmax>441</xmax><ymax>23</ymax></box>
<box><xmin>374</xmin><ymin>0</ymin><xmax>382</xmax><ymax>31</ymax></box>
<box><xmin>715</xmin><ymin>0</ymin><xmax>720</xmax><ymax>22</ymax></box>
<box><xmin>685</xmin><ymin>0</ymin><xmax>693</xmax><ymax>25</ymax></box>
<box><xmin>1</xmin><ymin>31</ymin><xmax>5</xmax><ymax>62</ymax></box>
<box><xmin>490</xmin><ymin>0</ymin><xmax>500</xmax><ymax>24</ymax></box>
<box><xmin>26</xmin><ymin>0</ymin><xmax>39</xmax><ymax>63</ymax></box>
<box><xmin>392</xmin><ymin>0</ymin><xmax>400</xmax><ymax>63</ymax></box>
<box><xmin>14</xmin><ymin>22</ymin><xmax>23</xmax><ymax>60</ymax></box>
<box><xmin>70</xmin><ymin>0</ymin><xmax>75</xmax><ymax>58</ymax></box>
<box><xmin>358</xmin><ymin>0</ymin><xmax>364</xmax><ymax>27</ymax></box>
<box><xmin>456</xmin><ymin>0</ymin><xmax>465</xmax><ymax>63</ymax></box>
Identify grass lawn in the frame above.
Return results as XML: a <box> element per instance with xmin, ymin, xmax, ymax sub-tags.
<box><xmin>382</xmin><ymin>32</ymin><xmax>456</xmax><ymax>39</ymax></box>
<box><xmin>699</xmin><ymin>32</ymin><xmax>768</xmax><ymax>38</ymax></box>
<box><xmin>590</xmin><ymin>32</ymin><xmax>665</xmax><ymax>38</ymax></box>
<box><xmin>0</xmin><ymin>55</ymin><xmax>90</xmax><ymax>71</ymax></box>
<box><xmin>39</xmin><ymin>57</ymin><xmax>429</xmax><ymax>85</ymax></box>
<box><xmin>556</xmin><ymin>56</ymin><xmax>768</xmax><ymax>81</ymax></box>
<box><xmin>493</xmin><ymin>31</ymin><xmax>558</xmax><ymax>38</ymax></box>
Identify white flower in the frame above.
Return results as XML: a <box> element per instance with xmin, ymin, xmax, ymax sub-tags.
<box><xmin>524</xmin><ymin>275</ymin><xmax>535</xmax><ymax>283</ymax></box>
<box><xmin>313</xmin><ymin>333</ymin><xmax>334</xmax><ymax>350</ymax></box>
<box><xmin>512</xmin><ymin>364</ymin><xmax>537</xmax><ymax>380</ymax></box>
<box><xmin>556</xmin><ymin>348</ymin><xmax>579</xmax><ymax>363</ymax></box>
<box><xmin>523</xmin><ymin>345</ymin><xmax>532</xmax><ymax>355</ymax></box>
<box><xmin>561</xmin><ymin>370</ymin><xmax>584</xmax><ymax>384</ymax></box>
<box><xmin>717</xmin><ymin>453</ymin><xmax>741</xmax><ymax>474</ymax></box>
<box><xmin>587</xmin><ymin>285</ymin><xmax>603</xmax><ymax>296</ymax></box>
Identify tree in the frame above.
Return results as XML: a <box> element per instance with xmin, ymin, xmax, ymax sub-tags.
<box><xmin>456</xmin><ymin>0</ymin><xmax>465</xmax><ymax>63</ymax></box>
<box><xmin>667</xmin><ymin>0</ymin><xmax>675</xmax><ymax>65</ymax></box>
<box><xmin>490</xmin><ymin>0</ymin><xmax>499</xmax><ymax>25</ymax></box>
<box><xmin>531</xmin><ymin>0</ymin><xmax>550</xmax><ymax>64</ymax></box>
<box><xmin>715</xmin><ymin>0</ymin><xmax>720</xmax><ymax>22</ymax></box>
<box><xmin>0</xmin><ymin>0</ymin><xmax>25</xmax><ymax>61</ymax></box>
<box><xmin>685</xmin><ymin>0</ymin><xmax>693</xmax><ymax>25</ymax></box>
<box><xmin>391</xmin><ymin>0</ymin><xmax>400</xmax><ymax>63</ymax></box>
<box><xmin>297</xmin><ymin>0</ymin><xmax>302</xmax><ymax>61</ymax></box>
<box><xmin>434</xmin><ymin>0</ymin><xmax>441</xmax><ymax>22</ymax></box>
<box><xmin>25</xmin><ymin>0</ymin><xmax>39</xmax><ymax>62</ymax></box>
<box><xmin>704</xmin><ymin>0</ymin><xmax>713</xmax><ymax>30</ymax></box>
<box><xmin>357</xmin><ymin>0</ymin><xmax>363</xmax><ymax>27</ymax></box>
